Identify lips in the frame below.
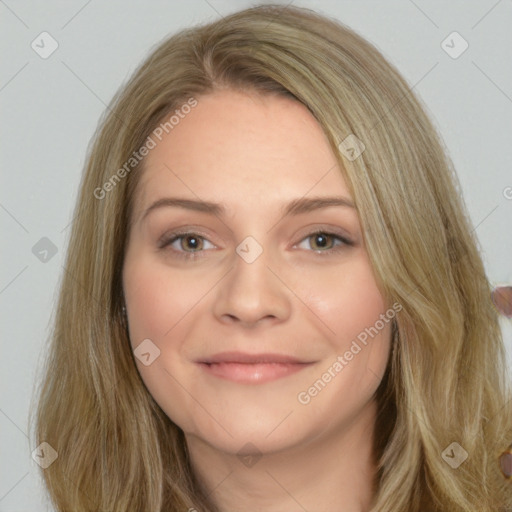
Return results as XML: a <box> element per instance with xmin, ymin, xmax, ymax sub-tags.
<box><xmin>199</xmin><ymin>351</ymin><xmax>310</xmax><ymax>364</ymax></box>
<box><xmin>196</xmin><ymin>351</ymin><xmax>315</xmax><ymax>384</ymax></box>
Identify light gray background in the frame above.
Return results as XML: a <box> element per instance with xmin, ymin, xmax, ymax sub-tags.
<box><xmin>1</xmin><ymin>1</ymin><xmax>511</xmax><ymax>510</ymax></box>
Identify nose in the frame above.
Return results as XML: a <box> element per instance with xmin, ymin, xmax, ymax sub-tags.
<box><xmin>212</xmin><ymin>242</ymin><xmax>292</xmax><ymax>327</ymax></box>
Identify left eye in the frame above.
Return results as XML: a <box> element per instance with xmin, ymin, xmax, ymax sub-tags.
<box><xmin>295</xmin><ymin>231</ymin><xmax>351</xmax><ymax>252</ymax></box>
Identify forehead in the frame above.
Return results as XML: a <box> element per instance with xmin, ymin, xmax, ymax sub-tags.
<box><xmin>132</xmin><ymin>90</ymin><xmax>353</xmax><ymax>218</ymax></box>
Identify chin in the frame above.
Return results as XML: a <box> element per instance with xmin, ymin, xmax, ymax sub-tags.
<box><xmin>190</xmin><ymin>401</ymin><xmax>328</xmax><ymax>453</ymax></box>
<box><xmin>187</xmin><ymin>422</ymin><xmax>307</xmax><ymax>458</ymax></box>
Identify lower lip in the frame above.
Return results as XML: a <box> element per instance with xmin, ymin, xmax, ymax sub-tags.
<box><xmin>197</xmin><ymin>362</ymin><xmax>313</xmax><ymax>384</ymax></box>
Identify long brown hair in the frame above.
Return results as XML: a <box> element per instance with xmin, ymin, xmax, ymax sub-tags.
<box><xmin>31</xmin><ymin>4</ymin><xmax>512</xmax><ymax>510</ymax></box>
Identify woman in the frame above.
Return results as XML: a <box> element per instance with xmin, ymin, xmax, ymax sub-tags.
<box><xmin>31</xmin><ymin>4</ymin><xmax>512</xmax><ymax>511</ymax></box>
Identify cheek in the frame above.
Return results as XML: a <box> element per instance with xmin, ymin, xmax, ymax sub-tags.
<box><xmin>306</xmin><ymin>258</ymin><xmax>388</xmax><ymax>340</ymax></box>
<box><xmin>123</xmin><ymin>254</ymin><xmax>208</xmax><ymax>344</ymax></box>
<box><xmin>304</xmin><ymin>257</ymin><xmax>392</xmax><ymax>382</ymax></box>
<box><xmin>122</xmin><ymin>254</ymin><xmax>199</xmax><ymax>428</ymax></box>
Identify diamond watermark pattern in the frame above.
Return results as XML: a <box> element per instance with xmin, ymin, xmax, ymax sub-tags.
<box><xmin>441</xmin><ymin>31</ymin><xmax>468</xmax><ymax>59</ymax></box>
<box><xmin>236</xmin><ymin>236</ymin><xmax>263</xmax><ymax>264</ymax></box>
<box><xmin>31</xmin><ymin>32</ymin><xmax>59</xmax><ymax>59</ymax></box>
<box><xmin>32</xmin><ymin>442</ymin><xmax>58</xmax><ymax>469</ymax></box>
<box><xmin>32</xmin><ymin>237</ymin><xmax>58</xmax><ymax>263</ymax></box>
<box><xmin>441</xmin><ymin>442</ymin><xmax>468</xmax><ymax>469</ymax></box>
<box><xmin>133</xmin><ymin>338</ymin><xmax>161</xmax><ymax>366</ymax></box>
<box><xmin>338</xmin><ymin>134</ymin><xmax>366</xmax><ymax>161</ymax></box>
<box><xmin>236</xmin><ymin>442</ymin><xmax>263</xmax><ymax>468</ymax></box>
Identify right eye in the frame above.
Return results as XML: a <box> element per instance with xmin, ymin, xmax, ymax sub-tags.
<box><xmin>159</xmin><ymin>231</ymin><xmax>216</xmax><ymax>260</ymax></box>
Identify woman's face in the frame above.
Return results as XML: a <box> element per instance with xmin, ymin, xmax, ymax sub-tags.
<box><xmin>122</xmin><ymin>89</ymin><xmax>393</xmax><ymax>456</ymax></box>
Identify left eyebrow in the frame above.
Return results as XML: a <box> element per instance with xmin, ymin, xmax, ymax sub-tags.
<box><xmin>140</xmin><ymin>195</ymin><xmax>356</xmax><ymax>223</ymax></box>
<box><xmin>283</xmin><ymin>196</ymin><xmax>355</xmax><ymax>215</ymax></box>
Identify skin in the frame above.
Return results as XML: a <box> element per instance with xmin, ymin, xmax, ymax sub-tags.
<box><xmin>122</xmin><ymin>89</ymin><xmax>393</xmax><ymax>512</ymax></box>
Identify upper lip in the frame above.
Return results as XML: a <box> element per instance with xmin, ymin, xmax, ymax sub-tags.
<box><xmin>198</xmin><ymin>351</ymin><xmax>312</xmax><ymax>364</ymax></box>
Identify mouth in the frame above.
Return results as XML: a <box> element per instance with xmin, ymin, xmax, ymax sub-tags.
<box><xmin>196</xmin><ymin>352</ymin><xmax>316</xmax><ymax>384</ymax></box>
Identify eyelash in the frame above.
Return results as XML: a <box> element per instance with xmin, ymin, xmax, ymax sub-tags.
<box><xmin>158</xmin><ymin>229</ymin><xmax>353</xmax><ymax>261</ymax></box>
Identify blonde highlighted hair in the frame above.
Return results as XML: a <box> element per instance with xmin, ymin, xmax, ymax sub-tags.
<box><xmin>31</xmin><ymin>4</ymin><xmax>512</xmax><ymax>511</ymax></box>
